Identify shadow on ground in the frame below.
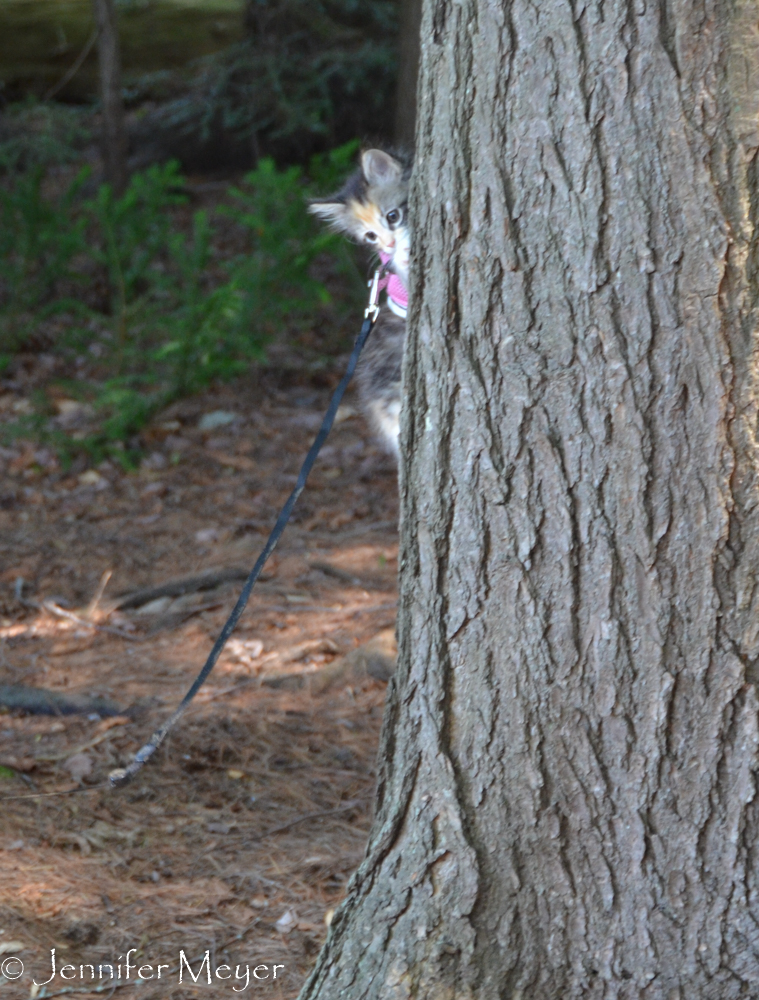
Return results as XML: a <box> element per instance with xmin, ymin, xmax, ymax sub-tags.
<box><xmin>0</xmin><ymin>364</ymin><xmax>398</xmax><ymax>998</ymax></box>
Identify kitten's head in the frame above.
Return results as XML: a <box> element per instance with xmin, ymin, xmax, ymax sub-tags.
<box><xmin>308</xmin><ymin>148</ymin><xmax>410</xmax><ymax>283</ymax></box>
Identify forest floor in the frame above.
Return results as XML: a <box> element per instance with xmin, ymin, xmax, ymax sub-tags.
<box><xmin>0</xmin><ymin>350</ymin><xmax>399</xmax><ymax>999</ymax></box>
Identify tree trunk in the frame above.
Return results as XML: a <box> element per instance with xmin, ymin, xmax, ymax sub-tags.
<box><xmin>393</xmin><ymin>0</ymin><xmax>422</xmax><ymax>149</ymax></box>
<box><xmin>92</xmin><ymin>0</ymin><xmax>127</xmax><ymax>196</ymax></box>
<box><xmin>301</xmin><ymin>1</ymin><xmax>759</xmax><ymax>997</ymax></box>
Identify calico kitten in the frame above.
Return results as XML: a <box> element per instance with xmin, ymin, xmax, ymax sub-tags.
<box><xmin>308</xmin><ymin>149</ymin><xmax>410</xmax><ymax>457</ymax></box>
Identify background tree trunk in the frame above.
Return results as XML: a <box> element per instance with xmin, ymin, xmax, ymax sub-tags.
<box><xmin>393</xmin><ymin>0</ymin><xmax>422</xmax><ymax>149</ymax></box>
<box><xmin>301</xmin><ymin>0</ymin><xmax>759</xmax><ymax>997</ymax></box>
<box><xmin>92</xmin><ymin>0</ymin><xmax>127</xmax><ymax>195</ymax></box>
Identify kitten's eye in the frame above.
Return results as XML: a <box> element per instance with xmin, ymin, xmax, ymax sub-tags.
<box><xmin>386</xmin><ymin>209</ymin><xmax>402</xmax><ymax>227</ymax></box>
<box><xmin>365</xmin><ymin>231</ymin><xmax>378</xmax><ymax>243</ymax></box>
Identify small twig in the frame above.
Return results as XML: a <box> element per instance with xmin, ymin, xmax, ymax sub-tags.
<box><xmin>114</xmin><ymin>566</ymin><xmax>257</xmax><ymax>611</ymax></box>
<box><xmin>41</xmin><ymin>599</ymin><xmax>139</xmax><ymax>640</ymax></box>
<box><xmin>85</xmin><ymin>568</ymin><xmax>113</xmax><ymax>619</ymax></box>
<box><xmin>35</xmin><ymin>718</ymin><xmax>131</xmax><ymax>762</ymax></box>
<box><xmin>0</xmin><ymin>783</ymin><xmax>109</xmax><ymax>802</ymax></box>
<box><xmin>14</xmin><ymin>580</ymin><xmax>139</xmax><ymax>640</ymax></box>
<box><xmin>25</xmin><ymin>984</ymin><xmax>126</xmax><ymax>1000</ymax></box>
<box><xmin>250</xmin><ymin>799</ymin><xmax>365</xmax><ymax>842</ymax></box>
<box><xmin>44</xmin><ymin>28</ymin><xmax>98</xmax><ymax>102</ymax></box>
<box><xmin>194</xmin><ymin>676</ymin><xmax>259</xmax><ymax>703</ymax></box>
<box><xmin>29</xmin><ymin>971</ymin><xmax>140</xmax><ymax>998</ymax></box>
<box><xmin>333</xmin><ymin>518</ymin><xmax>397</xmax><ymax>539</ymax></box>
<box><xmin>145</xmin><ymin>600</ymin><xmax>224</xmax><ymax>638</ymax></box>
<box><xmin>310</xmin><ymin>561</ymin><xmax>366</xmax><ymax>586</ymax></box>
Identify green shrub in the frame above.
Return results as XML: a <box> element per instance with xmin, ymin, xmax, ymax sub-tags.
<box><xmin>85</xmin><ymin>161</ymin><xmax>187</xmax><ymax>343</ymax></box>
<box><xmin>0</xmin><ymin>167</ymin><xmax>89</xmax><ymax>353</ymax></box>
<box><xmin>0</xmin><ymin>142</ymin><xmax>363</xmax><ymax>462</ymax></box>
<box><xmin>0</xmin><ymin>100</ymin><xmax>93</xmax><ymax>175</ymax></box>
<box><xmin>225</xmin><ymin>147</ymin><xmax>362</xmax><ymax>334</ymax></box>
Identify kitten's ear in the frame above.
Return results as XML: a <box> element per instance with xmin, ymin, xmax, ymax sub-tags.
<box><xmin>361</xmin><ymin>149</ymin><xmax>402</xmax><ymax>187</ymax></box>
<box><xmin>307</xmin><ymin>200</ymin><xmax>349</xmax><ymax>230</ymax></box>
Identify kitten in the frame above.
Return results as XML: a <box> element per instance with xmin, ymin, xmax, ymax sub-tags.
<box><xmin>309</xmin><ymin>148</ymin><xmax>410</xmax><ymax>457</ymax></box>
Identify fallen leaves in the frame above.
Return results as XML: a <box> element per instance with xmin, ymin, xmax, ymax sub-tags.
<box><xmin>280</xmin><ymin>637</ymin><xmax>338</xmax><ymax>664</ymax></box>
<box><xmin>225</xmin><ymin>638</ymin><xmax>264</xmax><ymax>666</ymax></box>
<box><xmin>207</xmin><ymin>452</ymin><xmax>257</xmax><ymax>472</ymax></box>
<box><xmin>50</xmin><ymin>636</ymin><xmax>95</xmax><ymax>655</ymax></box>
<box><xmin>0</xmin><ymin>756</ymin><xmax>36</xmax><ymax>773</ymax></box>
<box><xmin>198</xmin><ymin>410</ymin><xmax>237</xmax><ymax>431</ymax></box>
<box><xmin>0</xmin><ymin>375</ymin><xmax>399</xmax><ymax>996</ymax></box>
<box><xmin>0</xmin><ymin>940</ymin><xmax>25</xmax><ymax>955</ymax></box>
<box><xmin>36</xmin><ymin>716</ymin><xmax>131</xmax><ymax>762</ymax></box>
<box><xmin>275</xmin><ymin>908</ymin><xmax>298</xmax><ymax>933</ymax></box>
<box><xmin>206</xmin><ymin>822</ymin><xmax>233</xmax><ymax>835</ymax></box>
<box><xmin>63</xmin><ymin>752</ymin><xmax>93</xmax><ymax>782</ymax></box>
<box><xmin>310</xmin><ymin>628</ymin><xmax>396</xmax><ymax>694</ymax></box>
<box><xmin>54</xmin><ymin>821</ymin><xmax>142</xmax><ymax>855</ymax></box>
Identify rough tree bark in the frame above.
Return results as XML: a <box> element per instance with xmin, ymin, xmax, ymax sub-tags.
<box><xmin>301</xmin><ymin>0</ymin><xmax>759</xmax><ymax>997</ymax></box>
<box><xmin>92</xmin><ymin>0</ymin><xmax>127</xmax><ymax>195</ymax></box>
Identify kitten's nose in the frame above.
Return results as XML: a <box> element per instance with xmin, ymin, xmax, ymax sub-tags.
<box><xmin>386</xmin><ymin>238</ymin><xmax>396</xmax><ymax>250</ymax></box>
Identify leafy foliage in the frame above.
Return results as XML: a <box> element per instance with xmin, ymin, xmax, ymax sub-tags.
<box><xmin>225</xmin><ymin>144</ymin><xmax>361</xmax><ymax>332</ymax></box>
<box><xmin>0</xmin><ymin>167</ymin><xmax>89</xmax><ymax>355</ymax></box>
<box><xmin>0</xmin><ymin>143</ymin><xmax>362</xmax><ymax>463</ymax></box>
<box><xmin>0</xmin><ymin>99</ymin><xmax>93</xmax><ymax>174</ymax></box>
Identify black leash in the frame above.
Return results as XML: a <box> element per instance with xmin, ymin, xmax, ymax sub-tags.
<box><xmin>109</xmin><ymin>269</ymin><xmax>384</xmax><ymax>788</ymax></box>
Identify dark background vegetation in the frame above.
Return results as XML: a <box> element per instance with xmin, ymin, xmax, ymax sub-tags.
<box><xmin>0</xmin><ymin>0</ymin><xmax>417</xmax><ymax>468</ymax></box>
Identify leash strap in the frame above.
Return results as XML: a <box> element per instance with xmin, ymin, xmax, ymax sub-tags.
<box><xmin>110</xmin><ymin>270</ymin><xmax>384</xmax><ymax>788</ymax></box>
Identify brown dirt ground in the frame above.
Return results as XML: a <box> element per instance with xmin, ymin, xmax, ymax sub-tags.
<box><xmin>0</xmin><ymin>360</ymin><xmax>398</xmax><ymax>998</ymax></box>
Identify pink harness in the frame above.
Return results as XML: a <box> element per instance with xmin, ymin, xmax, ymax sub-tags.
<box><xmin>378</xmin><ymin>251</ymin><xmax>408</xmax><ymax>318</ymax></box>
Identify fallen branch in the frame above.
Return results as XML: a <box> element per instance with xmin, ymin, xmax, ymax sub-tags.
<box><xmin>39</xmin><ymin>598</ymin><xmax>138</xmax><ymax>640</ymax></box>
<box><xmin>0</xmin><ymin>683</ymin><xmax>124</xmax><ymax>718</ymax></box>
<box><xmin>249</xmin><ymin>799</ymin><xmax>366</xmax><ymax>842</ymax></box>
<box><xmin>309</xmin><ymin>560</ymin><xmax>387</xmax><ymax>589</ymax></box>
<box><xmin>14</xmin><ymin>579</ymin><xmax>138</xmax><ymax>641</ymax></box>
<box><xmin>0</xmin><ymin>783</ymin><xmax>107</xmax><ymax>802</ymax></box>
<box><xmin>145</xmin><ymin>600</ymin><xmax>224</xmax><ymax>637</ymax></box>
<box><xmin>43</xmin><ymin>27</ymin><xmax>98</xmax><ymax>101</ymax></box>
<box><xmin>114</xmin><ymin>566</ymin><xmax>263</xmax><ymax>610</ymax></box>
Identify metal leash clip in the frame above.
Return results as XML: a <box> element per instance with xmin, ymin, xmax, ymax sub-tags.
<box><xmin>364</xmin><ymin>267</ymin><xmax>383</xmax><ymax>322</ymax></box>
